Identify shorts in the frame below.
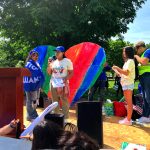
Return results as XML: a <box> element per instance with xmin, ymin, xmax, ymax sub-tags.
<box><xmin>122</xmin><ymin>84</ymin><xmax>134</xmax><ymax>91</ymax></box>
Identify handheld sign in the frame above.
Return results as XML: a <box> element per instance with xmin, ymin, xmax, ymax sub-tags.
<box><xmin>20</xmin><ymin>102</ymin><xmax>58</xmax><ymax>137</ymax></box>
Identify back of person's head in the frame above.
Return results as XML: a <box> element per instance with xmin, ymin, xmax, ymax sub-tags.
<box><xmin>123</xmin><ymin>46</ymin><xmax>139</xmax><ymax>80</ymax></box>
<box><xmin>31</xmin><ymin>121</ymin><xmax>63</xmax><ymax>150</ymax></box>
<box><xmin>123</xmin><ymin>46</ymin><xmax>134</xmax><ymax>59</ymax></box>
<box><xmin>135</xmin><ymin>41</ymin><xmax>146</xmax><ymax>49</ymax></box>
<box><xmin>59</xmin><ymin>131</ymin><xmax>73</xmax><ymax>146</ymax></box>
<box><xmin>59</xmin><ymin>131</ymin><xmax>100</xmax><ymax>150</ymax></box>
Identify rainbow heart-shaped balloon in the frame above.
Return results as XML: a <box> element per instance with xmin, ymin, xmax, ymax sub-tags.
<box><xmin>34</xmin><ymin>42</ymin><xmax>106</xmax><ymax>106</ymax></box>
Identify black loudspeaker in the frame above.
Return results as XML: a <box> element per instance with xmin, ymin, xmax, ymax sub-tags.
<box><xmin>77</xmin><ymin>101</ymin><xmax>103</xmax><ymax>148</ymax></box>
<box><xmin>44</xmin><ymin>113</ymin><xmax>64</xmax><ymax>128</ymax></box>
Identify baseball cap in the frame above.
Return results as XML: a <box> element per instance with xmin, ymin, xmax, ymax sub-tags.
<box><xmin>54</xmin><ymin>46</ymin><xmax>65</xmax><ymax>52</ymax></box>
<box><xmin>29</xmin><ymin>50</ymin><xmax>39</xmax><ymax>56</ymax></box>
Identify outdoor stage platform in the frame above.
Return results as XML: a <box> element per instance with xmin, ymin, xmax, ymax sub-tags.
<box><xmin>24</xmin><ymin>106</ymin><xmax>150</xmax><ymax>150</ymax></box>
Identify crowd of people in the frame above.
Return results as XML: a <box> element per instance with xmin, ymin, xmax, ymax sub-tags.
<box><xmin>30</xmin><ymin>120</ymin><xmax>100</xmax><ymax>150</ymax></box>
<box><xmin>24</xmin><ymin>46</ymin><xmax>73</xmax><ymax>121</ymax></box>
<box><xmin>23</xmin><ymin>40</ymin><xmax>150</xmax><ymax>131</ymax></box>
<box><xmin>1</xmin><ymin>40</ymin><xmax>150</xmax><ymax>149</ymax></box>
<box><xmin>88</xmin><ymin>41</ymin><xmax>150</xmax><ymax>125</ymax></box>
<box><xmin>112</xmin><ymin>41</ymin><xmax>150</xmax><ymax>125</ymax></box>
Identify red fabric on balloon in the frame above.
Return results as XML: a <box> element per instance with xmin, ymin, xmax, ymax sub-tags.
<box><xmin>65</xmin><ymin>42</ymin><xmax>100</xmax><ymax>104</ymax></box>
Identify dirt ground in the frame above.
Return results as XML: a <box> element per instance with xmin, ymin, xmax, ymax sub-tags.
<box><xmin>24</xmin><ymin>107</ymin><xmax>150</xmax><ymax>150</ymax></box>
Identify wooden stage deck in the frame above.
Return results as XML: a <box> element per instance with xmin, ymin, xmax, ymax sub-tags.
<box><xmin>24</xmin><ymin>107</ymin><xmax>150</xmax><ymax>150</ymax></box>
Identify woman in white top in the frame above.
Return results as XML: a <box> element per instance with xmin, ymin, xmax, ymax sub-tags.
<box><xmin>112</xmin><ymin>46</ymin><xmax>135</xmax><ymax>125</ymax></box>
<box><xmin>47</xmin><ymin>46</ymin><xmax>74</xmax><ymax>119</ymax></box>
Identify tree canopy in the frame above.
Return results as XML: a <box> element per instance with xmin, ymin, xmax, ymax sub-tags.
<box><xmin>0</xmin><ymin>0</ymin><xmax>146</xmax><ymax>67</ymax></box>
<box><xmin>106</xmin><ymin>40</ymin><xmax>133</xmax><ymax>67</ymax></box>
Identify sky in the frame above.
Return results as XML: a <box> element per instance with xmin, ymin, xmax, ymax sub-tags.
<box><xmin>123</xmin><ymin>0</ymin><xmax>150</xmax><ymax>44</ymax></box>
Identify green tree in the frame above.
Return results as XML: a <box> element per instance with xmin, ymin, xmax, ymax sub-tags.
<box><xmin>106</xmin><ymin>39</ymin><xmax>133</xmax><ymax>67</ymax></box>
<box><xmin>146</xmin><ymin>43</ymin><xmax>150</xmax><ymax>48</ymax></box>
<box><xmin>0</xmin><ymin>0</ymin><xmax>146</xmax><ymax>67</ymax></box>
<box><xmin>0</xmin><ymin>39</ymin><xmax>30</xmax><ymax>67</ymax></box>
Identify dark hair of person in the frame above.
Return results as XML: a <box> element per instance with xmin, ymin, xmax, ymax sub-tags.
<box><xmin>123</xmin><ymin>46</ymin><xmax>134</xmax><ymax>60</ymax></box>
<box><xmin>58</xmin><ymin>131</ymin><xmax>100</xmax><ymax>150</ymax></box>
<box><xmin>135</xmin><ymin>41</ymin><xmax>146</xmax><ymax>50</ymax></box>
<box><xmin>59</xmin><ymin>131</ymin><xmax>73</xmax><ymax>146</ymax></box>
<box><xmin>123</xmin><ymin>46</ymin><xmax>139</xmax><ymax>80</ymax></box>
<box><xmin>31</xmin><ymin>121</ymin><xmax>63</xmax><ymax>150</ymax></box>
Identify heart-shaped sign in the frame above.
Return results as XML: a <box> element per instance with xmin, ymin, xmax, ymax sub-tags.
<box><xmin>34</xmin><ymin>42</ymin><xmax>106</xmax><ymax>106</ymax></box>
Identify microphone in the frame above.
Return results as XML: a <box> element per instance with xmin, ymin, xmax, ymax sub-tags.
<box><xmin>48</xmin><ymin>55</ymin><xmax>56</xmax><ymax>62</ymax></box>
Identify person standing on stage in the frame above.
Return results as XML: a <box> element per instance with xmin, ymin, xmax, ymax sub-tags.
<box><xmin>24</xmin><ymin>50</ymin><xmax>45</xmax><ymax>122</ymax></box>
<box><xmin>134</xmin><ymin>41</ymin><xmax>150</xmax><ymax>123</ymax></box>
<box><xmin>47</xmin><ymin>46</ymin><xmax>73</xmax><ymax>119</ymax></box>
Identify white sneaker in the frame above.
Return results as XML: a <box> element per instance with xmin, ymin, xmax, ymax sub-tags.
<box><xmin>119</xmin><ymin>118</ymin><xmax>132</xmax><ymax>125</ymax></box>
<box><xmin>137</xmin><ymin>117</ymin><xmax>150</xmax><ymax>123</ymax></box>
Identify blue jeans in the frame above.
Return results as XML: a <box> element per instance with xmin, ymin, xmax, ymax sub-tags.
<box><xmin>25</xmin><ymin>90</ymin><xmax>40</xmax><ymax>120</ymax></box>
<box><xmin>139</xmin><ymin>73</ymin><xmax>150</xmax><ymax>117</ymax></box>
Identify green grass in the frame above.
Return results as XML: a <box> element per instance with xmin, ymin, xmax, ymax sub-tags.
<box><xmin>82</xmin><ymin>80</ymin><xmax>139</xmax><ymax>101</ymax></box>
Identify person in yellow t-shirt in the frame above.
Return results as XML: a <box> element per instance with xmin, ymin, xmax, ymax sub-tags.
<box><xmin>113</xmin><ymin>46</ymin><xmax>135</xmax><ymax>125</ymax></box>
